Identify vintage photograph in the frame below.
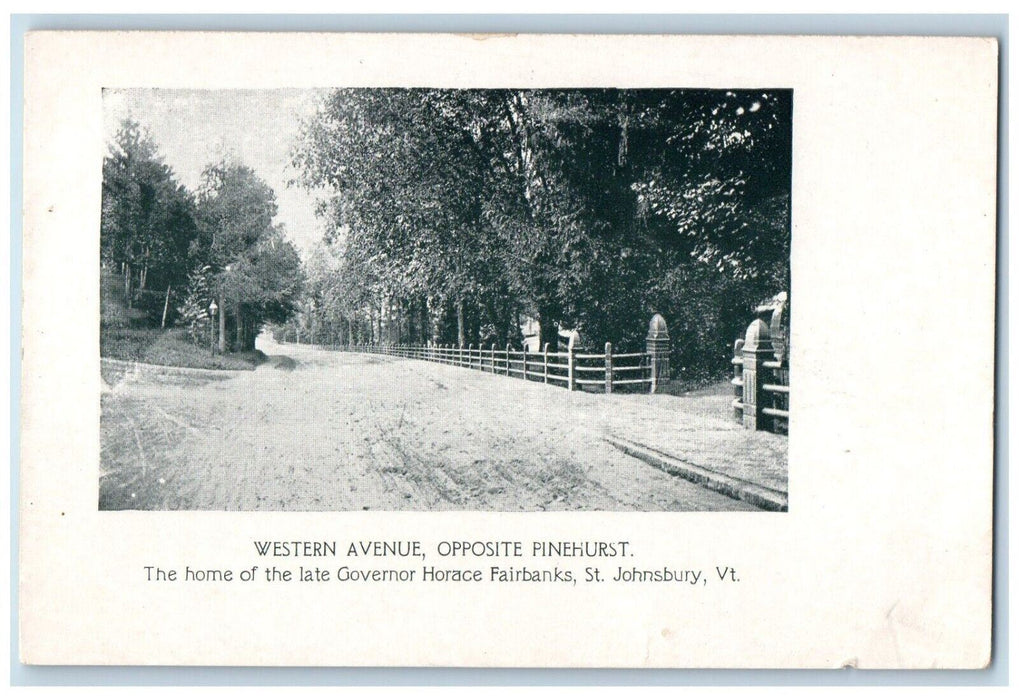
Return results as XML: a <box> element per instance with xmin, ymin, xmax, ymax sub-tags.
<box><xmin>22</xmin><ymin>30</ymin><xmax>996</xmax><ymax>670</ymax></box>
<box><xmin>98</xmin><ymin>87</ymin><xmax>792</xmax><ymax>512</ymax></box>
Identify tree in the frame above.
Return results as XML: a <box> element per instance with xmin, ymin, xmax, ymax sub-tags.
<box><xmin>294</xmin><ymin>89</ymin><xmax>526</xmax><ymax>347</ymax></box>
<box><xmin>225</xmin><ymin>226</ymin><xmax>304</xmax><ymax>348</ymax></box>
<box><xmin>101</xmin><ymin>119</ymin><xmax>198</xmax><ymax>315</ymax></box>
<box><xmin>628</xmin><ymin>89</ymin><xmax>792</xmax><ymax>288</ymax></box>
<box><xmin>176</xmin><ymin>264</ymin><xmax>215</xmax><ymax>344</ymax></box>
<box><xmin>196</xmin><ymin>161</ymin><xmax>304</xmax><ymax>351</ymax></box>
<box><xmin>292</xmin><ymin>88</ymin><xmax>792</xmax><ymax>378</ymax></box>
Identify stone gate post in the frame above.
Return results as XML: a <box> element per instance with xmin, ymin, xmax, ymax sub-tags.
<box><xmin>646</xmin><ymin>314</ymin><xmax>670</xmax><ymax>394</ymax></box>
<box><xmin>741</xmin><ymin>319</ymin><xmax>774</xmax><ymax>431</ymax></box>
<box><xmin>733</xmin><ymin>338</ymin><xmax>745</xmax><ymax>421</ymax></box>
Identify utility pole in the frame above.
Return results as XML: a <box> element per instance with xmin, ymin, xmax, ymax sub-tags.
<box><xmin>219</xmin><ymin>289</ymin><xmax>227</xmax><ymax>354</ymax></box>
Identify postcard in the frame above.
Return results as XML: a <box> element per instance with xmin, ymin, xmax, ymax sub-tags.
<box><xmin>19</xmin><ymin>32</ymin><xmax>997</xmax><ymax>667</ymax></box>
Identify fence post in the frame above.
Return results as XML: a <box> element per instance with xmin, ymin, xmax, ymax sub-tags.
<box><xmin>521</xmin><ymin>347</ymin><xmax>528</xmax><ymax>380</ymax></box>
<box><xmin>568</xmin><ymin>343</ymin><xmax>576</xmax><ymax>392</ymax></box>
<box><xmin>505</xmin><ymin>344</ymin><xmax>511</xmax><ymax>376</ymax></box>
<box><xmin>733</xmin><ymin>338</ymin><xmax>745</xmax><ymax>421</ymax></box>
<box><xmin>605</xmin><ymin>342</ymin><xmax>613</xmax><ymax>394</ymax></box>
<box><xmin>468</xmin><ymin>344</ymin><xmax>474</xmax><ymax>370</ymax></box>
<box><xmin>741</xmin><ymin>319</ymin><xmax>773</xmax><ymax>431</ymax></box>
<box><xmin>646</xmin><ymin>314</ymin><xmax>670</xmax><ymax>394</ymax></box>
<box><xmin>543</xmin><ymin>343</ymin><xmax>549</xmax><ymax>384</ymax></box>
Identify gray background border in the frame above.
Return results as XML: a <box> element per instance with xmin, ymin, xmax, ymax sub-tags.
<box><xmin>9</xmin><ymin>13</ymin><xmax>1008</xmax><ymax>686</ymax></box>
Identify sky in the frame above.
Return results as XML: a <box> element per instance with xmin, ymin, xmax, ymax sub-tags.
<box><xmin>103</xmin><ymin>88</ymin><xmax>328</xmax><ymax>256</ymax></box>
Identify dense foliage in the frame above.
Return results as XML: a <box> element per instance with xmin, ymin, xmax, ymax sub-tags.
<box><xmin>100</xmin><ymin>120</ymin><xmax>303</xmax><ymax>351</ymax></box>
<box><xmin>286</xmin><ymin>88</ymin><xmax>791</xmax><ymax>379</ymax></box>
<box><xmin>101</xmin><ymin>119</ymin><xmax>197</xmax><ymax>321</ymax></box>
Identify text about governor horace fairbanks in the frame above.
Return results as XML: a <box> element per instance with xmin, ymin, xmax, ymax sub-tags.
<box><xmin>143</xmin><ymin>538</ymin><xmax>742</xmax><ymax>587</ymax></box>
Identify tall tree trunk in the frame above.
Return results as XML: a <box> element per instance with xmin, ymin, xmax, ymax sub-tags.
<box><xmin>456</xmin><ymin>298</ymin><xmax>466</xmax><ymax>347</ymax></box>
<box><xmin>420</xmin><ymin>299</ymin><xmax>430</xmax><ymax>346</ymax></box>
<box><xmin>414</xmin><ymin>299</ymin><xmax>422</xmax><ymax>345</ymax></box>
<box><xmin>395</xmin><ymin>298</ymin><xmax>403</xmax><ymax>345</ymax></box>
<box><xmin>161</xmin><ymin>284</ymin><xmax>171</xmax><ymax>328</ymax></box>
<box><xmin>426</xmin><ymin>296</ymin><xmax>441</xmax><ymax>345</ymax></box>
<box><xmin>124</xmin><ymin>263</ymin><xmax>133</xmax><ymax>309</ymax></box>
<box><xmin>235</xmin><ymin>304</ymin><xmax>243</xmax><ymax>350</ymax></box>
<box><xmin>141</xmin><ymin>246</ymin><xmax>150</xmax><ymax>290</ymax></box>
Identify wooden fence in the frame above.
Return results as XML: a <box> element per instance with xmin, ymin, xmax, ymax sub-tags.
<box><xmin>731</xmin><ymin>315</ymin><xmax>789</xmax><ymax>435</ymax></box>
<box><xmin>340</xmin><ymin>341</ymin><xmax>654</xmax><ymax>393</ymax></box>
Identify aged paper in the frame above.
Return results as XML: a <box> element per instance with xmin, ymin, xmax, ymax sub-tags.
<box><xmin>19</xmin><ymin>32</ymin><xmax>996</xmax><ymax>667</ymax></box>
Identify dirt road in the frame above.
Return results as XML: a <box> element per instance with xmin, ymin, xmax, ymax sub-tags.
<box><xmin>100</xmin><ymin>336</ymin><xmax>783</xmax><ymax>511</ymax></box>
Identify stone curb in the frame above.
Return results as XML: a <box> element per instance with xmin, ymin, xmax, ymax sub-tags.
<box><xmin>604</xmin><ymin>435</ymin><xmax>788</xmax><ymax>512</ymax></box>
<box><xmin>100</xmin><ymin>357</ymin><xmax>243</xmax><ymax>378</ymax></box>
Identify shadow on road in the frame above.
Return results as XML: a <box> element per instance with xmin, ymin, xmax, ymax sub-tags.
<box><xmin>265</xmin><ymin>355</ymin><xmax>297</xmax><ymax>371</ymax></box>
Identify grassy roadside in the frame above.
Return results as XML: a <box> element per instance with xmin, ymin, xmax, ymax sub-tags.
<box><xmin>101</xmin><ymin>326</ymin><xmax>266</xmax><ymax>371</ymax></box>
<box><xmin>101</xmin><ymin>269</ymin><xmax>264</xmax><ymax>372</ymax></box>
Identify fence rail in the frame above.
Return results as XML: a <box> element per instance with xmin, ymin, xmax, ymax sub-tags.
<box><xmin>337</xmin><ymin>341</ymin><xmax>654</xmax><ymax>393</ymax></box>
